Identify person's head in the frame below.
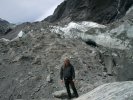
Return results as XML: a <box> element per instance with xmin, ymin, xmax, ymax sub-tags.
<box><xmin>64</xmin><ymin>58</ymin><xmax>70</xmax><ymax>67</ymax></box>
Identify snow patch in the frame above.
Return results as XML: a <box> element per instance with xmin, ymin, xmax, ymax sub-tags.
<box><xmin>18</xmin><ymin>31</ymin><xmax>24</xmax><ymax>38</ymax></box>
<box><xmin>0</xmin><ymin>31</ymin><xmax>26</xmax><ymax>42</ymax></box>
<box><xmin>51</xmin><ymin>21</ymin><xmax>106</xmax><ymax>39</ymax></box>
<box><xmin>11</xmin><ymin>30</ymin><xmax>25</xmax><ymax>41</ymax></box>
<box><xmin>54</xmin><ymin>21</ymin><xmax>106</xmax><ymax>33</ymax></box>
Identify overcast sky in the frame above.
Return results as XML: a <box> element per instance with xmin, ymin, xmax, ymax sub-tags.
<box><xmin>0</xmin><ymin>0</ymin><xmax>64</xmax><ymax>23</ymax></box>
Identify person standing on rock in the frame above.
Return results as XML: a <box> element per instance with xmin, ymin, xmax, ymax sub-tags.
<box><xmin>60</xmin><ymin>58</ymin><xmax>79</xmax><ymax>99</ymax></box>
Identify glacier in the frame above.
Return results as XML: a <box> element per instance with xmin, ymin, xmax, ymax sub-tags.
<box><xmin>51</xmin><ymin>21</ymin><xmax>131</xmax><ymax>50</ymax></box>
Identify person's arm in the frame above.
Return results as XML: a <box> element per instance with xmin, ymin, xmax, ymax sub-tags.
<box><xmin>60</xmin><ymin>66</ymin><xmax>63</xmax><ymax>80</ymax></box>
<box><xmin>71</xmin><ymin>65</ymin><xmax>75</xmax><ymax>79</ymax></box>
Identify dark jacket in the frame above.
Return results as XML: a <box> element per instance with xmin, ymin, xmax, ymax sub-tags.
<box><xmin>60</xmin><ymin>64</ymin><xmax>75</xmax><ymax>80</ymax></box>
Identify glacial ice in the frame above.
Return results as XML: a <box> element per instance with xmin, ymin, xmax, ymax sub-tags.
<box><xmin>51</xmin><ymin>21</ymin><xmax>130</xmax><ymax>50</ymax></box>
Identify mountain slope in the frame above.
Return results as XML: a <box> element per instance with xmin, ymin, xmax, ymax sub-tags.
<box><xmin>0</xmin><ymin>1</ymin><xmax>133</xmax><ymax>100</ymax></box>
<box><xmin>0</xmin><ymin>18</ymin><xmax>11</xmax><ymax>35</ymax></box>
<box><xmin>0</xmin><ymin>19</ymin><xmax>133</xmax><ymax>99</ymax></box>
<box><xmin>45</xmin><ymin>0</ymin><xmax>133</xmax><ymax>24</ymax></box>
<box><xmin>0</xmin><ymin>22</ymin><xmax>109</xmax><ymax>100</ymax></box>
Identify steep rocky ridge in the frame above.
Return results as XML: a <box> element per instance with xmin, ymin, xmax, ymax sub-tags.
<box><xmin>0</xmin><ymin>18</ymin><xmax>13</xmax><ymax>36</ymax></box>
<box><xmin>45</xmin><ymin>0</ymin><xmax>133</xmax><ymax>24</ymax></box>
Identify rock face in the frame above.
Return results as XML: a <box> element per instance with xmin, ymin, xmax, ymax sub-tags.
<box><xmin>0</xmin><ymin>18</ymin><xmax>11</xmax><ymax>36</ymax></box>
<box><xmin>74</xmin><ymin>81</ymin><xmax>133</xmax><ymax>100</ymax></box>
<box><xmin>45</xmin><ymin>0</ymin><xmax>133</xmax><ymax>24</ymax></box>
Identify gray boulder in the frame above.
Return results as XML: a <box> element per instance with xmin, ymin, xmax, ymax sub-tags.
<box><xmin>74</xmin><ymin>81</ymin><xmax>133</xmax><ymax>100</ymax></box>
<box><xmin>52</xmin><ymin>90</ymin><xmax>67</xmax><ymax>98</ymax></box>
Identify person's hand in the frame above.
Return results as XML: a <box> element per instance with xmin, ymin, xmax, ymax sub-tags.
<box><xmin>72</xmin><ymin>79</ymin><xmax>76</xmax><ymax>82</ymax></box>
<box><xmin>61</xmin><ymin>80</ymin><xmax>64</xmax><ymax>83</ymax></box>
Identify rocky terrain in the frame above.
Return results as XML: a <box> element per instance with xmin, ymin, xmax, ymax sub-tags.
<box><xmin>0</xmin><ymin>18</ymin><xmax>14</xmax><ymax>36</ymax></box>
<box><xmin>1</xmin><ymin>22</ymin><xmax>32</xmax><ymax>40</ymax></box>
<box><xmin>0</xmin><ymin>19</ymin><xmax>133</xmax><ymax>100</ymax></box>
<box><xmin>0</xmin><ymin>0</ymin><xmax>133</xmax><ymax>100</ymax></box>
<box><xmin>0</xmin><ymin>22</ymin><xmax>115</xmax><ymax>100</ymax></box>
<box><xmin>45</xmin><ymin>0</ymin><xmax>133</xmax><ymax>24</ymax></box>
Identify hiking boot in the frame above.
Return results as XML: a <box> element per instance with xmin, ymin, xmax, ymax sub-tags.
<box><xmin>67</xmin><ymin>96</ymin><xmax>71</xmax><ymax>99</ymax></box>
<box><xmin>74</xmin><ymin>94</ymin><xmax>79</xmax><ymax>98</ymax></box>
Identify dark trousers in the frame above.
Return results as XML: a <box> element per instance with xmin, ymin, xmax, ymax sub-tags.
<box><xmin>64</xmin><ymin>79</ymin><xmax>78</xmax><ymax>98</ymax></box>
